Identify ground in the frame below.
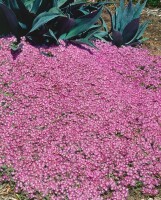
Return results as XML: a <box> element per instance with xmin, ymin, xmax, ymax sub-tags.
<box><xmin>141</xmin><ymin>8</ymin><xmax>161</xmax><ymax>56</ymax></box>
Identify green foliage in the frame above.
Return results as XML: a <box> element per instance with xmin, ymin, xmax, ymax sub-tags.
<box><xmin>0</xmin><ymin>0</ymin><xmax>149</xmax><ymax>48</ymax></box>
<box><xmin>133</xmin><ymin>0</ymin><xmax>161</xmax><ymax>7</ymax></box>
<box><xmin>0</xmin><ymin>0</ymin><xmax>109</xmax><ymax>46</ymax></box>
<box><xmin>101</xmin><ymin>0</ymin><xmax>149</xmax><ymax>47</ymax></box>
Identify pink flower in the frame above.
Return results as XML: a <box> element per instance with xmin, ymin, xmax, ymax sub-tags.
<box><xmin>0</xmin><ymin>37</ymin><xmax>161</xmax><ymax>199</ymax></box>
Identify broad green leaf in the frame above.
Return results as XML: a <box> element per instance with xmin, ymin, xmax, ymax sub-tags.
<box><xmin>64</xmin><ymin>7</ymin><xmax>103</xmax><ymax>40</ymax></box>
<box><xmin>29</xmin><ymin>12</ymin><xmax>64</xmax><ymax>33</ymax></box>
<box><xmin>52</xmin><ymin>0</ymin><xmax>58</xmax><ymax>7</ymax></box>
<box><xmin>93</xmin><ymin>31</ymin><xmax>108</xmax><ymax>42</ymax></box>
<box><xmin>133</xmin><ymin>0</ymin><xmax>147</xmax><ymax>19</ymax></box>
<box><xmin>0</xmin><ymin>3</ymin><xmax>20</xmax><ymax>39</ymax></box>
<box><xmin>112</xmin><ymin>29</ymin><xmax>123</xmax><ymax>47</ymax></box>
<box><xmin>99</xmin><ymin>17</ymin><xmax>108</xmax><ymax>32</ymax></box>
<box><xmin>57</xmin><ymin>0</ymin><xmax>68</xmax><ymax>7</ymax></box>
<box><xmin>120</xmin><ymin>0</ymin><xmax>134</xmax><ymax>32</ymax></box>
<box><xmin>135</xmin><ymin>20</ymin><xmax>149</xmax><ymax>40</ymax></box>
<box><xmin>126</xmin><ymin>20</ymin><xmax>149</xmax><ymax>45</ymax></box>
<box><xmin>57</xmin><ymin>17</ymin><xmax>75</xmax><ymax>38</ymax></box>
<box><xmin>30</xmin><ymin>0</ymin><xmax>43</xmax><ymax>14</ymax></box>
<box><xmin>9</xmin><ymin>0</ymin><xmax>29</xmax><ymax>15</ymax></box>
<box><xmin>122</xmin><ymin>18</ymin><xmax>139</xmax><ymax>43</ymax></box>
<box><xmin>115</xmin><ymin>7</ymin><xmax>122</xmax><ymax>31</ymax></box>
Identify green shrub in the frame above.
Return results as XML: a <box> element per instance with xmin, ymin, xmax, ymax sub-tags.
<box><xmin>0</xmin><ymin>0</ymin><xmax>150</xmax><ymax>48</ymax></box>
<box><xmin>133</xmin><ymin>0</ymin><xmax>161</xmax><ymax>7</ymax></box>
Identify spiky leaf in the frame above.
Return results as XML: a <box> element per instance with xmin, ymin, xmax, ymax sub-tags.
<box><xmin>64</xmin><ymin>7</ymin><xmax>103</xmax><ymax>40</ymax></box>
<box><xmin>112</xmin><ymin>30</ymin><xmax>123</xmax><ymax>47</ymax></box>
<box><xmin>29</xmin><ymin>11</ymin><xmax>64</xmax><ymax>33</ymax></box>
<box><xmin>56</xmin><ymin>17</ymin><xmax>75</xmax><ymax>38</ymax></box>
<box><xmin>122</xmin><ymin>18</ymin><xmax>139</xmax><ymax>43</ymax></box>
<box><xmin>0</xmin><ymin>3</ymin><xmax>19</xmax><ymax>39</ymax></box>
<box><xmin>133</xmin><ymin>0</ymin><xmax>147</xmax><ymax>19</ymax></box>
<box><xmin>126</xmin><ymin>20</ymin><xmax>149</xmax><ymax>45</ymax></box>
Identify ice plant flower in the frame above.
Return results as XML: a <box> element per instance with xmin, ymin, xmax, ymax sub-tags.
<box><xmin>0</xmin><ymin>37</ymin><xmax>161</xmax><ymax>200</ymax></box>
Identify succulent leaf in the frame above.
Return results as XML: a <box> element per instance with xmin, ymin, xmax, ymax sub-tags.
<box><xmin>135</xmin><ymin>20</ymin><xmax>149</xmax><ymax>40</ymax></box>
<box><xmin>112</xmin><ymin>30</ymin><xmax>123</xmax><ymax>47</ymax></box>
<box><xmin>0</xmin><ymin>3</ymin><xmax>20</xmax><ymax>39</ymax></box>
<box><xmin>56</xmin><ymin>17</ymin><xmax>75</xmax><ymax>38</ymax></box>
<box><xmin>30</xmin><ymin>0</ymin><xmax>43</xmax><ymax>14</ymax></box>
<box><xmin>120</xmin><ymin>0</ymin><xmax>134</xmax><ymax>32</ymax></box>
<box><xmin>105</xmin><ymin>0</ymin><xmax>149</xmax><ymax>47</ymax></box>
<box><xmin>94</xmin><ymin>31</ymin><xmax>108</xmax><ymax>42</ymax></box>
<box><xmin>29</xmin><ymin>11</ymin><xmax>64</xmax><ymax>33</ymax></box>
<box><xmin>122</xmin><ymin>18</ymin><xmax>139</xmax><ymax>43</ymax></box>
<box><xmin>64</xmin><ymin>7</ymin><xmax>103</xmax><ymax>40</ymax></box>
<box><xmin>62</xmin><ymin>2</ymin><xmax>85</xmax><ymax>18</ymax></box>
<box><xmin>133</xmin><ymin>0</ymin><xmax>147</xmax><ymax>19</ymax></box>
<box><xmin>99</xmin><ymin>17</ymin><xmax>108</xmax><ymax>32</ymax></box>
<box><xmin>57</xmin><ymin>0</ymin><xmax>69</xmax><ymax>7</ymax></box>
<box><xmin>125</xmin><ymin>19</ymin><xmax>149</xmax><ymax>45</ymax></box>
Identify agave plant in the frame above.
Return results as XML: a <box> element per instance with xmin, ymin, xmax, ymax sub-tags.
<box><xmin>0</xmin><ymin>0</ymin><xmax>114</xmax><ymax>47</ymax></box>
<box><xmin>101</xmin><ymin>0</ymin><xmax>150</xmax><ymax>47</ymax></box>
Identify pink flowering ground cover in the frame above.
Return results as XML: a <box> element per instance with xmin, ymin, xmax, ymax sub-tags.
<box><xmin>0</xmin><ymin>37</ymin><xmax>161</xmax><ymax>200</ymax></box>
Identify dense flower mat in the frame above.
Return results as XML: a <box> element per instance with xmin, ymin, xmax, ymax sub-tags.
<box><xmin>0</xmin><ymin>37</ymin><xmax>161</xmax><ymax>200</ymax></box>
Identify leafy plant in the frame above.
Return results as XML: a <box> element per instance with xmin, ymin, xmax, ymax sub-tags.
<box><xmin>0</xmin><ymin>0</ymin><xmax>112</xmax><ymax>47</ymax></box>
<box><xmin>102</xmin><ymin>0</ymin><xmax>150</xmax><ymax>47</ymax></box>
<box><xmin>133</xmin><ymin>0</ymin><xmax>161</xmax><ymax>7</ymax></box>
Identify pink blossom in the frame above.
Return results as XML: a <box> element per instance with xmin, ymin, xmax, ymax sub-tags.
<box><xmin>0</xmin><ymin>37</ymin><xmax>161</xmax><ymax>199</ymax></box>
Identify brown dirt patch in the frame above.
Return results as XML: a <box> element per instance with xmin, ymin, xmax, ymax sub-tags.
<box><xmin>141</xmin><ymin>8</ymin><xmax>161</xmax><ymax>56</ymax></box>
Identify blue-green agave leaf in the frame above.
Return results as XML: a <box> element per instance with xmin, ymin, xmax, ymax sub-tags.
<box><xmin>126</xmin><ymin>37</ymin><xmax>148</xmax><ymax>47</ymax></box>
<box><xmin>29</xmin><ymin>12</ymin><xmax>64</xmax><ymax>33</ymax></box>
<box><xmin>30</xmin><ymin>0</ymin><xmax>43</xmax><ymax>14</ymax></box>
<box><xmin>8</xmin><ymin>0</ymin><xmax>34</xmax><ymax>31</ymax></box>
<box><xmin>94</xmin><ymin>31</ymin><xmax>108</xmax><ymax>43</ymax></box>
<box><xmin>133</xmin><ymin>0</ymin><xmax>147</xmax><ymax>19</ymax></box>
<box><xmin>57</xmin><ymin>0</ymin><xmax>68</xmax><ymax>7</ymax></box>
<box><xmin>135</xmin><ymin>20</ymin><xmax>149</xmax><ymax>40</ymax></box>
<box><xmin>64</xmin><ymin>7</ymin><xmax>103</xmax><ymax>40</ymax></box>
<box><xmin>114</xmin><ymin>7</ymin><xmax>123</xmax><ymax>31</ymax></box>
<box><xmin>9</xmin><ymin>0</ymin><xmax>30</xmax><ymax>16</ymax></box>
<box><xmin>120</xmin><ymin>0</ymin><xmax>134</xmax><ymax>32</ymax></box>
<box><xmin>48</xmin><ymin>7</ymin><xmax>62</xmax><ymax>14</ymax></box>
<box><xmin>120</xmin><ymin>0</ymin><xmax>125</xmax><ymax>11</ymax></box>
<box><xmin>43</xmin><ymin>29</ymin><xmax>59</xmax><ymax>44</ymax></box>
<box><xmin>83</xmin><ymin>25</ymin><xmax>101</xmax><ymax>38</ymax></box>
<box><xmin>59</xmin><ymin>0</ymin><xmax>74</xmax><ymax>8</ymax></box>
<box><xmin>126</xmin><ymin>19</ymin><xmax>149</xmax><ymax>45</ymax></box>
<box><xmin>63</xmin><ymin>2</ymin><xmax>85</xmax><ymax>18</ymax></box>
<box><xmin>56</xmin><ymin>17</ymin><xmax>75</xmax><ymax>38</ymax></box>
<box><xmin>78</xmin><ymin>7</ymin><xmax>89</xmax><ymax>15</ymax></box>
<box><xmin>122</xmin><ymin>17</ymin><xmax>139</xmax><ymax>43</ymax></box>
<box><xmin>112</xmin><ymin>30</ymin><xmax>123</xmax><ymax>47</ymax></box>
<box><xmin>99</xmin><ymin>17</ymin><xmax>108</xmax><ymax>32</ymax></box>
<box><xmin>32</xmin><ymin>7</ymin><xmax>61</xmax><ymax>26</ymax></box>
<box><xmin>23</xmin><ymin>0</ymin><xmax>33</xmax><ymax>10</ymax></box>
<box><xmin>0</xmin><ymin>3</ymin><xmax>20</xmax><ymax>39</ymax></box>
<box><xmin>51</xmin><ymin>0</ymin><xmax>58</xmax><ymax>7</ymax></box>
<box><xmin>49</xmin><ymin>29</ymin><xmax>58</xmax><ymax>41</ymax></box>
<box><xmin>35</xmin><ymin>0</ymin><xmax>52</xmax><ymax>15</ymax></box>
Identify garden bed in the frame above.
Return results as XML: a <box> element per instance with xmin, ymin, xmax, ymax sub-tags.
<box><xmin>0</xmin><ymin>1</ymin><xmax>161</xmax><ymax>200</ymax></box>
